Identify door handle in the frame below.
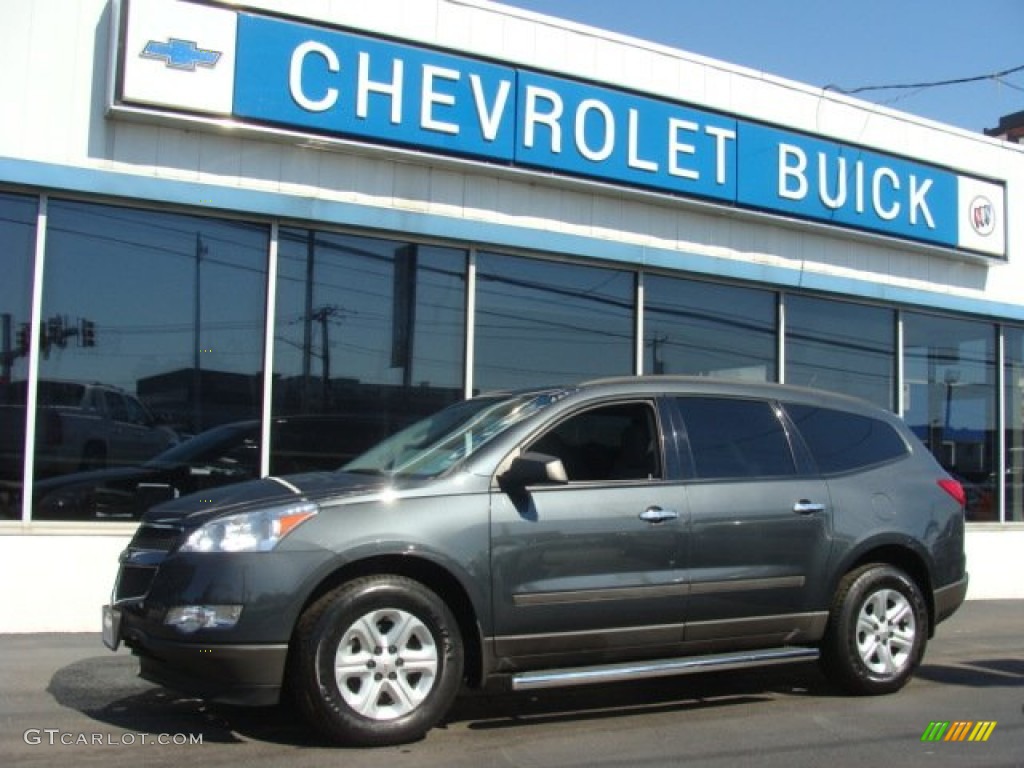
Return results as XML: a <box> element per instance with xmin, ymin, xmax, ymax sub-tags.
<box><xmin>639</xmin><ymin>506</ymin><xmax>679</xmax><ymax>524</ymax></box>
<box><xmin>793</xmin><ymin>499</ymin><xmax>826</xmax><ymax>515</ymax></box>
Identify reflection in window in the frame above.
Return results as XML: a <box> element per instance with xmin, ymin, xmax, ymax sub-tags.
<box><xmin>1004</xmin><ymin>327</ymin><xmax>1024</xmax><ymax>523</ymax></box>
<box><xmin>31</xmin><ymin>200</ymin><xmax>269</xmax><ymax>520</ymax></box>
<box><xmin>0</xmin><ymin>192</ymin><xmax>37</xmax><ymax>520</ymax></box>
<box><xmin>785</xmin><ymin>296</ymin><xmax>895</xmax><ymax>409</ymax></box>
<box><xmin>528</xmin><ymin>402</ymin><xmax>660</xmax><ymax>482</ymax></box>
<box><xmin>676</xmin><ymin>397</ymin><xmax>796</xmax><ymax>479</ymax></box>
<box><xmin>474</xmin><ymin>253</ymin><xmax>635</xmax><ymax>390</ymax></box>
<box><xmin>785</xmin><ymin>404</ymin><xmax>908</xmax><ymax>473</ymax></box>
<box><xmin>643</xmin><ymin>275</ymin><xmax>775</xmax><ymax>381</ymax></box>
<box><xmin>903</xmin><ymin>313</ymin><xmax>996</xmax><ymax>521</ymax></box>
<box><xmin>272</xmin><ymin>230</ymin><xmax>466</xmax><ymax>472</ymax></box>
<box><xmin>32</xmin><ymin>421</ymin><xmax>262</xmax><ymax>521</ymax></box>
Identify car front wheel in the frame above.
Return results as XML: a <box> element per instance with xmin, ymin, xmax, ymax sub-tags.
<box><xmin>291</xmin><ymin>575</ymin><xmax>464</xmax><ymax>746</ymax></box>
<box><xmin>821</xmin><ymin>564</ymin><xmax>928</xmax><ymax>695</ymax></box>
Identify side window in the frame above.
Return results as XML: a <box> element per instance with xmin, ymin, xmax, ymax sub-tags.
<box><xmin>123</xmin><ymin>396</ymin><xmax>151</xmax><ymax>426</ymax></box>
<box><xmin>528</xmin><ymin>402</ymin><xmax>660</xmax><ymax>482</ymax></box>
<box><xmin>103</xmin><ymin>392</ymin><xmax>130</xmax><ymax>423</ymax></box>
<box><xmin>217</xmin><ymin>437</ymin><xmax>261</xmax><ymax>478</ymax></box>
<box><xmin>785</xmin><ymin>403</ymin><xmax>908</xmax><ymax>473</ymax></box>
<box><xmin>676</xmin><ymin>397</ymin><xmax>796</xmax><ymax>479</ymax></box>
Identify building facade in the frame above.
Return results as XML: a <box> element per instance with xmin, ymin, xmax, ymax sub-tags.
<box><xmin>1</xmin><ymin>0</ymin><xmax>1022</xmax><ymax>631</ymax></box>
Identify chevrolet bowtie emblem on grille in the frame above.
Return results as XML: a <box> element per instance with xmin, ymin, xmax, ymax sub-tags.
<box><xmin>141</xmin><ymin>38</ymin><xmax>221</xmax><ymax>71</ymax></box>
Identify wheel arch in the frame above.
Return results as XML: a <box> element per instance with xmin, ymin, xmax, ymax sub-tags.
<box><xmin>833</xmin><ymin>541</ymin><xmax>936</xmax><ymax>637</ymax></box>
<box><xmin>291</xmin><ymin>554</ymin><xmax>487</xmax><ymax>687</ymax></box>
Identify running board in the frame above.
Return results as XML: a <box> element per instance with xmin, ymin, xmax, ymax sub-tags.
<box><xmin>510</xmin><ymin>647</ymin><xmax>820</xmax><ymax>692</ymax></box>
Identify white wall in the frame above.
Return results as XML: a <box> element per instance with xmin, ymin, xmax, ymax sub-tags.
<box><xmin>0</xmin><ymin>528</ymin><xmax>1016</xmax><ymax>633</ymax></box>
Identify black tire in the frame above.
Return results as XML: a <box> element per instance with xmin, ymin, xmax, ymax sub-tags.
<box><xmin>290</xmin><ymin>575</ymin><xmax>464</xmax><ymax>747</ymax></box>
<box><xmin>820</xmin><ymin>564</ymin><xmax>928</xmax><ymax>695</ymax></box>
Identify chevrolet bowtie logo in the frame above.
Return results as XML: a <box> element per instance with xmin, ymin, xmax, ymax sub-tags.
<box><xmin>141</xmin><ymin>38</ymin><xmax>221</xmax><ymax>71</ymax></box>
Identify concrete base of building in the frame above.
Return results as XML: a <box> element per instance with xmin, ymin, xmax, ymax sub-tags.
<box><xmin>0</xmin><ymin>526</ymin><xmax>1019</xmax><ymax>633</ymax></box>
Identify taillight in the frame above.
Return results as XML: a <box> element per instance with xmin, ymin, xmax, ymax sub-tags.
<box><xmin>938</xmin><ymin>478</ymin><xmax>966</xmax><ymax>508</ymax></box>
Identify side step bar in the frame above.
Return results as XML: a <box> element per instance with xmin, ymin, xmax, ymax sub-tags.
<box><xmin>511</xmin><ymin>647</ymin><xmax>820</xmax><ymax>692</ymax></box>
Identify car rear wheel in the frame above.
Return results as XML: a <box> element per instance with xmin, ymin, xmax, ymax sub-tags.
<box><xmin>290</xmin><ymin>575</ymin><xmax>464</xmax><ymax>746</ymax></box>
<box><xmin>821</xmin><ymin>564</ymin><xmax>927</xmax><ymax>695</ymax></box>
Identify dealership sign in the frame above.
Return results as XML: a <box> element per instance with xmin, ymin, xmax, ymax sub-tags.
<box><xmin>115</xmin><ymin>0</ymin><xmax>1007</xmax><ymax>258</ymax></box>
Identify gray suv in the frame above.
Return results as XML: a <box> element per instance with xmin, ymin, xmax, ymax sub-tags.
<box><xmin>103</xmin><ymin>377</ymin><xmax>968</xmax><ymax>746</ymax></box>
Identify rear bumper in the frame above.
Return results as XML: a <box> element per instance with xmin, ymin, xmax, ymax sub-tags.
<box><xmin>934</xmin><ymin>574</ymin><xmax>969</xmax><ymax>626</ymax></box>
<box><xmin>104</xmin><ymin>603</ymin><xmax>288</xmax><ymax>706</ymax></box>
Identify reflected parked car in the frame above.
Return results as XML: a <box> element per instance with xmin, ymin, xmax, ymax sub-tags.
<box><xmin>32</xmin><ymin>413</ymin><xmax>391</xmax><ymax>520</ymax></box>
<box><xmin>33</xmin><ymin>421</ymin><xmax>261</xmax><ymax>520</ymax></box>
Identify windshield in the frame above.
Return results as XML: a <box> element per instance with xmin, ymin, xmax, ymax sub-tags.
<box><xmin>144</xmin><ymin>422</ymin><xmax>257</xmax><ymax>468</ymax></box>
<box><xmin>342</xmin><ymin>390</ymin><xmax>569</xmax><ymax>478</ymax></box>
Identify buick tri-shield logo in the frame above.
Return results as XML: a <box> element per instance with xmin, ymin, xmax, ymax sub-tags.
<box><xmin>969</xmin><ymin>196</ymin><xmax>996</xmax><ymax>237</ymax></box>
<box><xmin>141</xmin><ymin>38</ymin><xmax>222</xmax><ymax>71</ymax></box>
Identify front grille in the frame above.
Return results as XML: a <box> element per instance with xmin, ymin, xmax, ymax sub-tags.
<box><xmin>130</xmin><ymin>523</ymin><xmax>183</xmax><ymax>552</ymax></box>
<box><xmin>115</xmin><ymin>565</ymin><xmax>157</xmax><ymax>601</ymax></box>
<box><xmin>114</xmin><ymin>522</ymin><xmax>183</xmax><ymax>601</ymax></box>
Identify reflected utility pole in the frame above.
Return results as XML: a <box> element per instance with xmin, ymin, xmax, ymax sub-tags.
<box><xmin>1</xmin><ymin>313</ymin><xmax>11</xmax><ymax>383</ymax></box>
<box><xmin>302</xmin><ymin>231</ymin><xmax>315</xmax><ymax>411</ymax></box>
<box><xmin>310</xmin><ymin>305</ymin><xmax>342</xmax><ymax>408</ymax></box>
<box><xmin>193</xmin><ymin>233</ymin><xmax>207</xmax><ymax>432</ymax></box>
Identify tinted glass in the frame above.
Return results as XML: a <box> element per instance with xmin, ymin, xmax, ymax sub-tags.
<box><xmin>528</xmin><ymin>402</ymin><xmax>660</xmax><ymax>482</ymax></box>
<box><xmin>1004</xmin><ymin>326</ymin><xmax>1024</xmax><ymax>522</ymax></box>
<box><xmin>0</xmin><ymin>192</ymin><xmax>37</xmax><ymax>519</ymax></box>
<box><xmin>31</xmin><ymin>200</ymin><xmax>268</xmax><ymax>520</ymax></box>
<box><xmin>786</xmin><ymin>404</ymin><xmax>907</xmax><ymax>473</ymax></box>
<box><xmin>676</xmin><ymin>397</ymin><xmax>796</xmax><ymax>479</ymax></box>
<box><xmin>273</xmin><ymin>230</ymin><xmax>466</xmax><ymax>471</ymax></box>
<box><xmin>903</xmin><ymin>313</ymin><xmax>996</xmax><ymax>521</ymax></box>
<box><xmin>474</xmin><ymin>253</ymin><xmax>634</xmax><ymax>390</ymax></box>
<box><xmin>344</xmin><ymin>391</ymin><xmax>561</xmax><ymax>478</ymax></box>
<box><xmin>785</xmin><ymin>295</ymin><xmax>895</xmax><ymax>409</ymax></box>
<box><xmin>644</xmin><ymin>274</ymin><xmax>776</xmax><ymax>381</ymax></box>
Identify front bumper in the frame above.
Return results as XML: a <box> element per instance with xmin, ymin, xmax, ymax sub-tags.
<box><xmin>103</xmin><ymin>602</ymin><xmax>287</xmax><ymax>706</ymax></box>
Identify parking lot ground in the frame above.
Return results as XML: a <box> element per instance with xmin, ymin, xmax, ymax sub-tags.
<box><xmin>1</xmin><ymin>600</ymin><xmax>1022</xmax><ymax>768</ymax></box>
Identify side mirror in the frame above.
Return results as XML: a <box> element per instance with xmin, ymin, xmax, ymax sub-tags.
<box><xmin>500</xmin><ymin>452</ymin><xmax>569</xmax><ymax>488</ymax></box>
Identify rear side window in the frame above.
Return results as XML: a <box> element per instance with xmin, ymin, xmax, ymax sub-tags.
<box><xmin>785</xmin><ymin>403</ymin><xmax>908</xmax><ymax>473</ymax></box>
<box><xmin>675</xmin><ymin>397</ymin><xmax>796</xmax><ymax>479</ymax></box>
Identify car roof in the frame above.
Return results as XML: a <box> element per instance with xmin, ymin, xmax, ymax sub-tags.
<box><xmin>570</xmin><ymin>375</ymin><xmax>894</xmax><ymax>416</ymax></box>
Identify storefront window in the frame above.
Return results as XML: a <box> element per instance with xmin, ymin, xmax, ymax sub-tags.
<box><xmin>474</xmin><ymin>253</ymin><xmax>635</xmax><ymax>390</ymax></box>
<box><xmin>1004</xmin><ymin>326</ymin><xmax>1024</xmax><ymax>523</ymax></box>
<box><xmin>643</xmin><ymin>275</ymin><xmax>776</xmax><ymax>380</ymax></box>
<box><xmin>0</xmin><ymin>192</ymin><xmax>38</xmax><ymax>520</ymax></box>
<box><xmin>786</xmin><ymin>295</ymin><xmax>895</xmax><ymax>409</ymax></box>
<box><xmin>903</xmin><ymin>313</ymin><xmax>997</xmax><ymax>521</ymax></box>
<box><xmin>272</xmin><ymin>230</ymin><xmax>466</xmax><ymax>473</ymax></box>
<box><xmin>30</xmin><ymin>200</ymin><xmax>269</xmax><ymax>521</ymax></box>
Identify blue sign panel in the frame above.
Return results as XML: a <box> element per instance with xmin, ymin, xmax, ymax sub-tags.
<box><xmin>125</xmin><ymin>6</ymin><xmax>997</xmax><ymax>256</ymax></box>
<box><xmin>514</xmin><ymin>71</ymin><xmax>738</xmax><ymax>202</ymax></box>
<box><xmin>234</xmin><ymin>14</ymin><xmax>518</xmax><ymax>161</ymax></box>
<box><xmin>736</xmin><ymin>124</ymin><xmax>958</xmax><ymax>246</ymax></box>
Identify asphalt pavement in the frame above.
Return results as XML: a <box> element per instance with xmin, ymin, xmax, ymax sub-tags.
<box><xmin>1</xmin><ymin>601</ymin><xmax>1022</xmax><ymax>768</ymax></box>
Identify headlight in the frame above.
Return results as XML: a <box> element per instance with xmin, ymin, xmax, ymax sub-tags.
<box><xmin>179</xmin><ymin>501</ymin><xmax>318</xmax><ymax>553</ymax></box>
